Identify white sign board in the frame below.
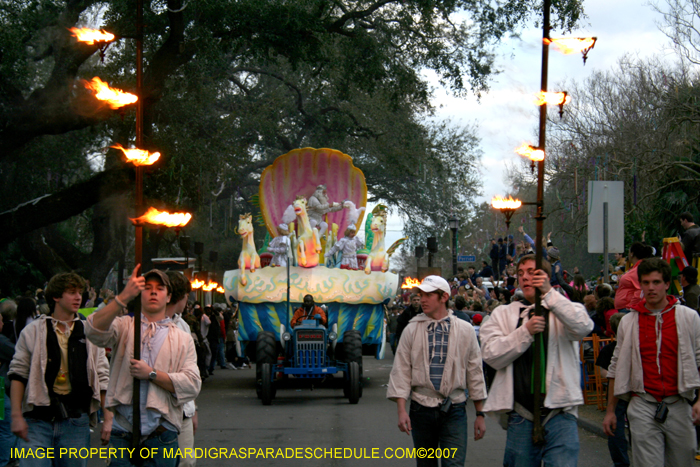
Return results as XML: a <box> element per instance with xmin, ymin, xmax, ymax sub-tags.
<box><xmin>588</xmin><ymin>181</ymin><xmax>624</xmax><ymax>253</ymax></box>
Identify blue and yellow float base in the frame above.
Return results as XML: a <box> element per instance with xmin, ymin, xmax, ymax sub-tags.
<box><xmin>223</xmin><ymin>266</ymin><xmax>398</xmax><ymax>359</ymax></box>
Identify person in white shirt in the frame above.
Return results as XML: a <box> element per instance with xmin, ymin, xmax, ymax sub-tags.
<box><xmin>166</xmin><ymin>272</ymin><xmax>199</xmax><ymax>467</ymax></box>
<box><xmin>268</xmin><ymin>224</ymin><xmax>291</xmax><ymax>267</ymax></box>
<box><xmin>325</xmin><ymin>227</ymin><xmax>364</xmax><ymax>270</ymax></box>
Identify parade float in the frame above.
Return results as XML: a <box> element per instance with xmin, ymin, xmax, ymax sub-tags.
<box><xmin>223</xmin><ymin>148</ymin><xmax>403</xmax><ymax>363</ymax></box>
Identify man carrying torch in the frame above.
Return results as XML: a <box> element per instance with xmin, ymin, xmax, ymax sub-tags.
<box><xmin>86</xmin><ymin>266</ymin><xmax>200</xmax><ymax>467</ymax></box>
<box><xmin>479</xmin><ymin>255</ymin><xmax>592</xmax><ymax>466</ymax></box>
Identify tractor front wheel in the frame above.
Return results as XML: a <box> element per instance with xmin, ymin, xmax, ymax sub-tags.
<box><xmin>347</xmin><ymin>362</ymin><xmax>360</xmax><ymax>404</ymax></box>
<box><xmin>260</xmin><ymin>363</ymin><xmax>275</xmax><ymax>405</ymax></box>
<box><xmin>256</xmin><ymin>331</ymin><xmax>277</xmax><ymax>399</ymax></box>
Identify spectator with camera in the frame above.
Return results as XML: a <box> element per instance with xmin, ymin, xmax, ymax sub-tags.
<box><xmin>603</xmin><ymin>258</ymin><xmax>700</xmax><ymax>466</ymax></box>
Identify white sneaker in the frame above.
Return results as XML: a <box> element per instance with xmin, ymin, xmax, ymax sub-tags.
<box><xmin>226</xmin><ymin>363</ymin><xmax>237</xmax><ymax>370</ymax></box>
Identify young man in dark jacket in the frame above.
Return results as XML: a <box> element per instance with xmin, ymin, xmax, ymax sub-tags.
<box><xmin>681</xmin><ymin>212</ymin><xmax>700</xmax><ymax>263</ymax></box>
<box><xmin>490</xmin><ymin>240</ymin><xmax>500</xmax><ymax>279</ymax></box>
<box><xmin>681</xmin><ymin>266</ymin><xmax>700</xmax><ymax>311</ymax></box>
<box><xmin>395</xmin><ymin>293</ymin><xmax>422</xmax><ymax>346</ymax></box>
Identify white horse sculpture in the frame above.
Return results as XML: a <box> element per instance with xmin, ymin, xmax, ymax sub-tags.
<box><xmin>364</xmin><ymin>207</ymin><xmax>388</xmax><ymax>274</ymax></box>
<box><xmin>293</xmin><ymin>196</ymin><xmax>322</xmax><ymax>267</ymax></box>
<box><xmin>237</xmin><ymin>213</ymin><xmax>261</xmax><ymax>286</ymax></box>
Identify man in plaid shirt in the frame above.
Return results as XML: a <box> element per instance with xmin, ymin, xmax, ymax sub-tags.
<box><xmin>388</xmin><ymin>275</ymin><xmax>487</xmax><ymax>467</ymax></box>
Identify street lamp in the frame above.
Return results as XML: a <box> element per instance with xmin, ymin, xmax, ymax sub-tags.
<box><xmin>426</xmin><ymin>237</ymin><xmax>438</xmax><ymax>267</ymax></box>
<box><xmin>449</xmin><ymin>216</ymin><xmax>459</xmax><ymax>276</ymax></box>
<box><xmin>194</xmin><ymin>241</ymin><xmax>204</xmax><ymax>270</ymax></box>
<box><xmin>415</xmin><ymin>246</ymin><xmax>425</xmax><ymax>259</ymax></box>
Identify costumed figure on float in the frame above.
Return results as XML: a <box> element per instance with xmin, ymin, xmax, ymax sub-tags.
<box><xmin>307</xmin><ymin>184</ymin><xmax>344</xmax><ymax>238</ymax></box>
<box><xmin>324</xmin><ymin>200</ymin><xmax>365</xmax><ymax>269</ymax></box>
<box><xmin>267</xmin><ymin>224</ymin><xmax>291</xmax><ymax>267</ymax></box>
<box><xmin>325</xmin><ymin>227</ymin><xmax>364</xmax><ymax>270</ymax></box>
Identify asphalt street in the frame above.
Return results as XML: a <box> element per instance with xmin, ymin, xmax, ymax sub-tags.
<box><xmin>87</xmin><ymin>352</ymin><xmax>613</xmax><ymax>466</ymax></box>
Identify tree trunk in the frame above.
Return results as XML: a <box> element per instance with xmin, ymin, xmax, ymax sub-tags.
<box><xmin>0</xmin><ymin>168</ymin><xmax>133</xmax><ymax>247</ymax></box>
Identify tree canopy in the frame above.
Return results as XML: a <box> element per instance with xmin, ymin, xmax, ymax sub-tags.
<box><xmin>0</xmin><ymin>0</ymin><xmax>585</xmax><ymax>294</ymax></box>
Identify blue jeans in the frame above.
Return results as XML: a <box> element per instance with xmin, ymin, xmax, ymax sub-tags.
<box><xmin>217</xmin><ymin>337</ymin><xmax>226</xmax><ymax>367</ymax></box>
<box><xmin>109</xmin><ymin>428</ymin><xmax>178</xmax><ymax>467</ymax></box>
<box><xmin>608</xmin><ymin>399</ymin><xmax>629</xmax><ymax>467</ymax></box>
<box><xmin>0</xmin><ymin>393</ymin><xmax>17</xmax><ymax>465</ymax></box>
<box><xmin>504</xmin><ymin>412</ymin><xmax>579</xmax><ymax>467</ymax></box>
<box><xmin>18</xmin><ymin>413</ymin><xmax>90</xmax><ymax>467</ymax></box>
<box><xmin>409</xmin><ymin>401</ymin><xmax>466</xmax><ymax>467</ymax></box>
<box><xmin>208</xmin><ymin>339</ymin><xmax>219</xmax><ymax>373</ymax></box>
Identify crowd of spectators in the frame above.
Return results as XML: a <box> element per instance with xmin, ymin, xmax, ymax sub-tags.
<box><xmin>385</xmin><ymin>211</ymin><xmax>700</xmax><ymax>466</ymax></box>
<box><xmin>0</xmin><ymin>279</ymin><xmax>247</xmax><ymax>467</ymax></box>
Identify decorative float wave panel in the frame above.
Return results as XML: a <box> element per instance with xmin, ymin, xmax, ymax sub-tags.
<box><xmin>223</xmin><ymin>266</ymin><xmax>398</xmax><ymax>305</ymax></box>
<box><xmin>237</xmin><ymin>301</ymin><xmax>386</xmax><ymax>346</ymax></box>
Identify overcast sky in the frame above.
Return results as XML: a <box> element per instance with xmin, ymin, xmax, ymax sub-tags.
<box><xmin>373</xmin><ymin>0</ymin><xmax>677</xmax><ymax>250</ymax></box>
<box><xmin>435</xmin><ymin>0</ymin><xmax>675</xmax><ymax>201</ymax></box>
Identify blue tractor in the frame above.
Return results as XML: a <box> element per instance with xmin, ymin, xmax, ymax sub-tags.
<box><xmin>255</xmin><ymin>317</ymin><xmax>363</xmax><ymax>405</ymax></box>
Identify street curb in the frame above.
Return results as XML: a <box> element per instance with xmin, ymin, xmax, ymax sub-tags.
<box><xmin>577</xmin><ymin>416</ymin><xmax>606</xmax><ymax>438</ymax></box>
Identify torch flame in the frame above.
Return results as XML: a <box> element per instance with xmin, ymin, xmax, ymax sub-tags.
<box><xmin>70</xmin><ymin>27</ymin><xmax>115</xmax><ymax>45</ymax></box>
<box><xmin>544</xmin><ymin>37</ymin><xmax>596</xmax><ymax>55</ymax></box>
<box><xmin>191</xmin><ymin>279</ymin><xmax>205</xmax><ymax>289</ymax></box>
<box><xmin>216</xmin><ymin>287</ymin><xmax>225</xmax><ymax>293</ymax></box>
<box><xmin>491</xmin><ymin>196</ymin><xmax>522</xmax><ymax>210</ymax></box>
<box><xmin>534</xmin><ymin>91</ymin><xmax>571</xmax><ymax>106</ymax></box>
<box><xmin>401</xmin><ymin>277</ymin><xmax>421</xmax><ymax>289</ymax></box>
<box><xmin>515</xmin><ymin>143</ymin><xmax>545</xmax><ymax>162</ymax></box>
<box><xmin>84</xmin><ymin>77</ymin><xmax>137</xmax><ymax>109</ymax></box>
<box><xmin>203</xmin><ymin>281</ymin><xmax>218</xmax><ymax>292</ymax></box>
<box><xmin>112</xmin><ymin>144</ymin><xmax>160</xmax><ymax>166</ymax></box>
<box><xmin>130</xmin><ymin>207</ymin><xmax>192</xmax><ymax>228</ymax></box>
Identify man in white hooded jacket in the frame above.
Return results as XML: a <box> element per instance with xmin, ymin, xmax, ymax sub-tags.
<box><xmin>479</xmin><ymin>255</ymin><xmax>593</xmax><ymax>467</ymax></box>
<box><xmin>387</xmin><ymin>275</ymin><xmax>487</xmax><ymax>467</ymax></box>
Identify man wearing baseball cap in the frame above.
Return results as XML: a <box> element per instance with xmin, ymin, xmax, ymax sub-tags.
<box><xmin>387</xmin><ymin>275</ymin><xmax>487</xmax><ymax>466</ymax></box>
<box><xmin>86</xmin><ymin>266</ymin><xmax>201</xmax><ymax>467</ymax></box>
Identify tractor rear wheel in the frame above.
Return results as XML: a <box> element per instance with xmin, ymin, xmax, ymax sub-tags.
<box><xmin>347</xmin><ymin>362</ymin><xmax>360</xmax><ymax>404</ymax></box>
<box><xmin>256</xmin><ymin>331</ymin><xmax>277</xmax><ymax>398</ymax></box>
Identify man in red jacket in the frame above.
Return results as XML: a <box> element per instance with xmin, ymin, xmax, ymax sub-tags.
<box><xmin>604</xmin><ymin>258</ymin><xmax>700</xmax><ymax>466</ymax></box>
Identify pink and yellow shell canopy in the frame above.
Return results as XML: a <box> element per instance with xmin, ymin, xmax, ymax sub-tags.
<box><xmin>259</xmin><ymin>148</ymin><xmax>367</xmax><ymax>237</ymax></box>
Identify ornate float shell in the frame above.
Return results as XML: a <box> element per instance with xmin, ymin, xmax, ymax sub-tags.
<box><xmin>258</xmin><ymin>148</ymin><xmax>367</xmax><ymax>237</ymax></box>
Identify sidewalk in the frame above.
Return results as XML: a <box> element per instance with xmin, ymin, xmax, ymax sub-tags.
<box><xmin>577</xmin><ymin>403</ymin><xmax>606</xmax><ymax>438</ymax></box>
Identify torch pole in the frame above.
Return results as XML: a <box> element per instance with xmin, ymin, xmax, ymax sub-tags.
<box><xmin>531</xmin><ymin>0</ymin><xmax>550</xmax><ymax>446</ymax></box>
<box><xmin>132</xmin><ymin>0</ymin><xmax>144</xmax><ymax>449</ymax></box>
<box><xmin>286</xmin><ymin>253</ymin><xmax>291</xmax><ymax>332</ymax></box>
